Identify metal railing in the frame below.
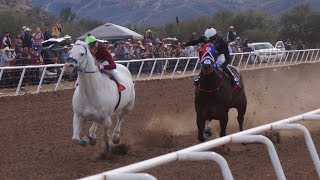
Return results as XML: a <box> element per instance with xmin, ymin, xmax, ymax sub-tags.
<box><xmin>0</xmin><ymin>49</ymin><xmax>319</xmax><ymax>96</ymax></box>
<box><xmin>79</xmin><ymin>109</ymin><xmax>320</xmax><ymax>180</ymax></box>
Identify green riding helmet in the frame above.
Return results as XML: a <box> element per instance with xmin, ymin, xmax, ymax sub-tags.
<box><xmin>85</xmin><ymin>34</ymin><xmax>97</xmax><ymax>47</ymax></box>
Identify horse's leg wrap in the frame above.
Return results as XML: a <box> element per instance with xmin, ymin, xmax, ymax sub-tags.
<box><xmin>106</xmin><ymin>143</ymin><xmax>111</xmax><ymax>153</ymax></box>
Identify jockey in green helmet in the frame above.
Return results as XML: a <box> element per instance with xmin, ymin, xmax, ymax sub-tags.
<box><xmin>85</xmin><ymin>34</ymin><xmax>125</xmax><ymax>92</ymax></box>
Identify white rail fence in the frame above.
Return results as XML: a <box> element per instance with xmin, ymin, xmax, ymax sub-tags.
<box><xmin>80</xmin><ymin>109</ymin><xmax>320</xmax><ymax>180</ymax></box>
<box><xmin>0</xmin><ymin>49</ymin><xmax>319</xmax><ymax>96</ymax></box>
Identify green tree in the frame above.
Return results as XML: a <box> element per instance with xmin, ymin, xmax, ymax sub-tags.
<box><xmin>59</xmin><ymin>7</ymin><xmax>76</xmax><ymax>23</ymax></box>
<box><xmin>279</xmin><ymin>4</ymin><xmax>320</xmax><ymax>46</ymax></box>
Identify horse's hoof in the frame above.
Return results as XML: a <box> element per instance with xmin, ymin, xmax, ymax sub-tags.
<box><xmin>112</xmin><ymin>138</ymin><xmax>120</xmax><ymax>145</ymax></box>
<box><xmin>204</xmin><ymin>130</ymin><xmax>213</xmax><ymax>137</ymax></box>
<box><xmin>203</xmin><ymin>133</ymin><xmax>209</xmax><ymax>140</ymax></box>
<box><xmin>80</xmin><ymin>136</ymin><xmax>89</xmax><ymax>146</ymax></box>
<box><xmin>198</xmin><ymin>136</ymin><xmax>207</xmax><ymax>143</ymax></box>
<box><xmin>88</xmin><ymin>136</ymin><xmax>97</xmax><ymax>146</ymax></box>
<box><xmin>79</xmin><ymin>140</ymin><xmax>87</xmax><ymax>146</ymax></box>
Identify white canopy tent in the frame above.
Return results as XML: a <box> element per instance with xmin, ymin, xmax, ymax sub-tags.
<box><xmin>78</xmin><ymin>23</ymin><xmax>143</xmax><ymax>41</ymax></box>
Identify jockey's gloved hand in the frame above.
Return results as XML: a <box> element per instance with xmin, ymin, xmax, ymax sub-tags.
<box><xmin>198</xmin><ymin>36</ymin><xmax>207</xmax><ymax>43</ymax></box>
<box><xmin>186</xmin><ymin>36</ymin><xmax>207</xmax><ymax>46</ymax></box>
<box><xmin>99</xmin><ymin>65</ymin><xmax>105</xmax><ymax>70</ymax></box>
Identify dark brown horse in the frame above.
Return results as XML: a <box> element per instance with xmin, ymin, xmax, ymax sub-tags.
<box><xmin>195</xmin><ymin>61</ymin><xmax>247</xmax><ymax>142</ymax></box>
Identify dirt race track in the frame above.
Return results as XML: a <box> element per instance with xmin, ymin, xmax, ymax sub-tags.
<box><xmin>1</xmin><ymin>63</ymin><xmax>320</xmax><ymax>180</ymax></box>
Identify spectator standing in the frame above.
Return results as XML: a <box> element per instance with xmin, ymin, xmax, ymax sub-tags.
<box><xmin>22</xmin><ymin>28</ymin><xmax>32</xmax><ymax>48</ymax></box>
<box><xmin>57</xmin><ymin>23</ymin><xmax>62</xmax><ymax>37</ymax></box>
<box><xmin>1</xmin><ymin>47</ymin><xmax>14</xmax><ymax>67</ymax></box>
<box><xmin>21</xmin><ymin>26</ymin><xmax>27</xmax><ymax>39</ymax></box>
<box><xmin>297</xmin><ymin>41</ymin><xmax>304</xmax><ymax>50</ymax></box>
<box><xmin>61</xmin><ymin>46</ymin><xmax>70</xmax><ymax>63</ymax></box>
<box><xmin>43</xmin><ymin>26</ymin><xmax>52</xmax><ymax>40</ymax></box>
<box><xmin>188</xmin><ymin>32</ymin><xmax>198</xmax><ymax>57</ymax></box>
<box><xmin>242</xmin><ymin>38</ymin><xmax>250</xmax><ymax>52</ymax></box>
<box><xmin>123</xmin><ymin>42</ymin><xmax>131</xmax><ymax>60</ymax></box>
<box><xmin>144</xmin><ymin>30</ymin><xmax>154</xmax><ymax>46</ymax></box>
<box><xmin>14</xmin><ymin>33</ymin><xmax>23</xmax><ymax>54</ymax></box>
<box><xmin>115</xmin><ymin>43</ymin><xmax>125</xmax><ymax>60</ymax></box>
<box><xmin>2</xmin><ymin>32</ymin><xmax>12</xmax><ymax>48</ymax></box>
<box><xmin>32</xmin><ymin>27</ymin><xmax>44</xmax><ymax>54</ymax></box>
<box><xmin>285</xmin><ymin>39</ymin><xmax>292</xmax><ymax>50</ymax></box>
<box><xmin>179</xmin><ymin>42</ymin><xmax>189</xmax><ymax>57</ymax></box>
<box><xmin>227</xmin><ymin>26</ymin><xmax>236</xmax><ymax>43</ymax></box>
<box><xmin>52</xmin><ymin>23</ymin><xmax>60</xmax><ymax>38</ymax></box>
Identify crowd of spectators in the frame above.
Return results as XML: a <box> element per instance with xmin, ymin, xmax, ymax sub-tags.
<box><xmin>0</xmin><ymin>24</ymin><xmax>308</xmax><ymax>89</ymax></box>
<box><xmin>112</xmin><ymin>30</ymin><xmax>198</xmax><ymax>61</ymax></box>
<box><xmin>0</xmin><ymin>22</ymin><xmax>65</xmax><ymax>88</ymax></box>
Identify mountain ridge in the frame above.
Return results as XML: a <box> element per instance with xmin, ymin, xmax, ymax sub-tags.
<box><xmin>31</xmin><ymin>0</ymin><xmax>320</xmax><ymax>25</ymax></box>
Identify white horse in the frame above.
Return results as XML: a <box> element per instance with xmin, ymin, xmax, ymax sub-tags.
<box><xmin>67</xmin><ymin>40</ymin><xmax>135</xmax><ymax>154</ymax></box>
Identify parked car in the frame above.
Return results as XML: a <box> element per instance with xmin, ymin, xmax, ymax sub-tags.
<box><xmin>248</xmin><ymin>41</ymin><xmax>286</xmax><ymax>63</ymax></box>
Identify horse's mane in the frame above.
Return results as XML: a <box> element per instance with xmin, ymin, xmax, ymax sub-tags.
<box><xmin>74</xmin><ymin>40</ymin><xmax>88</xmax><ymax>47</ymax></box>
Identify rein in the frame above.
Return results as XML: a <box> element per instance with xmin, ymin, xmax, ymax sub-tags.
<box><xmin>67</xmin><ymin>44</ymin><xmax>98</xmax><ymax>74</ymax></box>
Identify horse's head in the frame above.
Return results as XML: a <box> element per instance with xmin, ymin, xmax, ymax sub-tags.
<box><xmin>66</xmin><ymin>40</ymin><xmax>97</xmax><ymax>73</ymax></box>
<box><xmin>200</xmin><ymin>57</ymin><xmax>220</xmax><ymax>78</ymax></box>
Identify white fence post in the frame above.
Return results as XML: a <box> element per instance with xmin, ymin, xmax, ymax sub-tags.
<box><xmin>0</xmin><ymin>69</ymin><xmax>3</xmax><ymax>80</ymax></box>
<box><xmin>231</xmin><ymin>135</ymin><xmax>286</xmax><ymax>180</ymax></box>
<box><xmin>192</xmin><ymin>58</ymin><xmax>200</xmax><ymax>76</ymax></box>
<box><xmin>314</xmin><ymin>50</ymin><xmax>319</xmax><ymax>62</ymax></box>
<box><xmin>55</xmin><ymin>66</ymin><xmax>66</xmax><ymax>91</ymax></box>
<box><xmin>136</xmin><ymin>60</ymin><xmax>145</xmax><ymax>80</ymax></box>
<box><xmin>15</xmin><ymin>68</ymin><xmax>26</xmax><ymax>96</ymax></box>
<box><xmin>182</xmin><ymin>58</ymin><xmax>191</xmax><ymax>77</ymax></box>
<box><xmin>148</xmin><ymin>59</ymin><xmax>157</xmax><ymax>79</ymax></box>
<box><xmin>177</xmin><ymin>152</ymin><xmax>234</xmax><ymax>180</ymax></box>
<box><xmin>171</xmin><ymin>59</ymin><xmax>180</xmax><ymax>78</ymax></box>
<box><xmin>36</xmin><ymin>67</ymin><xmax>47</xmax><ymax>93</ymax></box>
<box><xmin>160</xmin><ymin>59</ymin><xmax>168</xmax><ymax>79</ymax></box>
<box><xmin>272</xmin><ymin>124</ymin><xmax>320</xmax><ymax>176</ymax></box>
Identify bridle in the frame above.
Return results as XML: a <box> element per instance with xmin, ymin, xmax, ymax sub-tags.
<box><xmin>198</xmin><ymin>60</ymin><xmax>223</xmax><ymax>93</ymax></box>
<box><xmin>67</xmin><ymin>44</ymin><xmax>98</xmax><ymax>74</ymax></box>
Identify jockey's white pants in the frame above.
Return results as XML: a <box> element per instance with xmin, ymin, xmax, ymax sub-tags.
<box><xmin>108</xmin><ymin>69</ymin><xmax>123</xmax><ymax>85</ymax></box>
<box><xmin>216</xmin><ymin>54</ymin><xmax>225</xmax><ymax>67</ymax></box>
<box><xmin>100</xmin><ymin>61</ymin><xmax>123</xmax><ymax>85</ymax></box>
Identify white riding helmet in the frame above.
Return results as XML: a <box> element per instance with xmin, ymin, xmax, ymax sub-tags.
<box><xmin>204</xmin><ymin>28</ymin><xmax>217</xmax><ymax>39</ymax></box>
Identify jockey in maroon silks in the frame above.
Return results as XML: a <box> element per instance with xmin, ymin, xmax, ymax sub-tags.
<box><xmin>85</xmin><ymin>34</ymin><xmax>126</xmax><ymax>92</ymax></box>
<box><xmin>187</xmin><ymin>27</ymin><xmax>241</xmax><ymax>89</ymax></box>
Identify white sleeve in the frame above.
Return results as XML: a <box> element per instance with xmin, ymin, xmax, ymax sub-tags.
<box><xmin>2</xmin><ymin>37</ymin><xmax>7</xmax><ymax>45</ymax></box>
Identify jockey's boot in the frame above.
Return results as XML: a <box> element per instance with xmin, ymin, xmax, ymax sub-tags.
<box><xmin>111</xmin><ymin>70</ymin><xmax>126</xmax><ymax>92</ymax></box>
<box><xmin>117</xmin><ymin>83</ymin><xmax>126</xmax><ymax>92</ymax></box>
<box><xmin>223</xmin><ymin>68</ymin><xmax>241</xmax><ymax>90</ymax></box>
